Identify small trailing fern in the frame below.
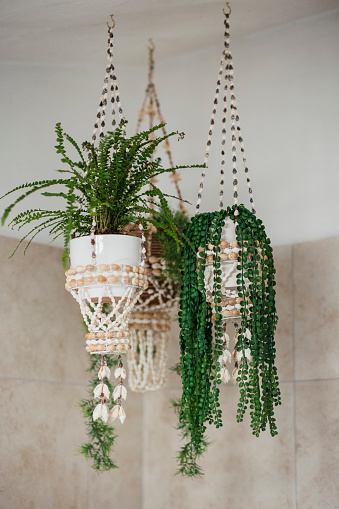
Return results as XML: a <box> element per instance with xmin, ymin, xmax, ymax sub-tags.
<box><xmin>79</xmin><ymin>353</ymin><xmax>119</xmax><ymax>471</ymax></box>
<box><xmin>153</xmin><ymin>208</ymin><xmax>189</xmax><ymax>284</ymax></box>
<box><xmin>1</xmin><ymin>120</ymin><xmax>201</xmax><ymax>267</ymax></box>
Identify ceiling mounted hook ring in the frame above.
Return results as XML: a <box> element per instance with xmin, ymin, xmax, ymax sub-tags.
<box><xmin>223</xmin><ymin>2</ymin><xmax>231</xmax><ymax>16</ymax></box>
<box><xmin>107</xmin><ymin>14</ymin><xmax>115</xmax><ymax>29</ymax></box>
<box><xmin>148</xmin><ymin>38</ymin><xmax>155</xmax><ymax>51</ymax></box>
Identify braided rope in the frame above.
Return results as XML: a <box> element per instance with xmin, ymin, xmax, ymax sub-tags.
<box><xmin>195</xmin><ymin>11</ymin><xmax>256</xmax><ymax>215</ymax></box>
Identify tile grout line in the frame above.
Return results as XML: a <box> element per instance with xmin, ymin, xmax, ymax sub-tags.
<box><xmin>141</xmin><ymin>391</ymin><xmax>145</xmax><ymax>509</ymax></box>
<box><xmin>291</xmin><ymin>245</ymin><xmax>298</xmax><ymax>509</ymax></box>
<box><xmin>294</xmin><ymin>377</ymin><xmax>339</xmax><ymax>383</ymax></box>
<box><xmin>1</xmin><ymin>373</ymin><xmax>336</xmax><ymax>390</ymax></box>
<box><xmin>87</xmin><ymin>464</ymin><xmax>91</xmax><ymax>509</ymax></box>
<box><xmin>0</xmin><ymin>374</ymin><xmax>87</xmax><ymax>387</ymax></box>
<box><xmin>147</xmin><ymin>376</ymin><xmax>339</xmax><ymax>395</ymax></box>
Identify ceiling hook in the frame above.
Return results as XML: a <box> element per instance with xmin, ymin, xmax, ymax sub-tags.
<box><xmin>107</xmin><ymin>14</ymin><xmax>115</xmax><ymax>29</ymax></box>
<box><xmin>148</xmin><ymin>38</ymin><xmax>155</xmax><ymax>51</ymax></box>
<box><xmin>223</xmin><ymin>2</ymin><xmax>231</xmax><ymax>16</ymax></box>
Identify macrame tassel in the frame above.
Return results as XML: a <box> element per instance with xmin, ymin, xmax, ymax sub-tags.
<box><xmin>93</xmin><ymin>355</ymin><xmax>110</xmax><ymax>423</ymax></box>
<box><xmin>111</xmin><ymin>355</ymin><xmax>127</xmax><ymax>424</ymax></box>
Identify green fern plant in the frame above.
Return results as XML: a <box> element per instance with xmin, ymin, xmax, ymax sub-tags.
<box><xmin>1</xmin><ymin>120</ymin><xmax>200</xmax><ymax>267</ymax></box>
<box><xmin>153</xmin><ymin>208</ymin><xmax>189</xmax><ymax>284</ymax></box>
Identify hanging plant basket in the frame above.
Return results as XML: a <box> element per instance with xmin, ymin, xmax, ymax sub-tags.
<box><xmin>65</xmin><ymin>232</ymin><xmax>148</xmax><ymax>355</ymax></box>
<box><xmin>68</xmin><ymin>233</ymin><xmax>143</xmax><ymax>299</ymax></box>
<box><xmin>126</xmin><ymin>227</ymin><xmax>180</xmax><ymax>391</ymax></box>
<box><xmin>124</xmin><ymin>40</ymin><xmax>187</xmax><ymax>392</ymax></box>
<box><xmin>176</xmin><ymin>5</ymin><xmax>281</xmax><ymax>477</ymax></box>
<box><xmin>0</xmin><ymin>14</ymin><xmax>198</xmax><ymax>471</ymax></box>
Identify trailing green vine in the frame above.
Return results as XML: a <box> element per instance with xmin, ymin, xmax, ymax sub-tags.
<box><xmin>79</xmin><ymin>353</ymin><xmax>119</xmax><ymax>471</ymax></box>
<box><xmin>177</xmin><ymin>204</ymin><xmax>281</xmax><ymax>476</ymax></box>
<box><xmin>78</xmin><ymin>206</ymin><xmax>188</xmax><ymax>472</ymax></box>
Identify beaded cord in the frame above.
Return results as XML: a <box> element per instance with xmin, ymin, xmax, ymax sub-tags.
<box><xmin>127</xmin><ymin>41</ymin><xmax>185</xmax><ymax>392</ymax></box>
<box><xmin>90</xmin><ymin>214</ymin><xmax>97</xmax><ymax>264</ymax></box>
<box><xmin>136</xmin><ymin>39</ymin><xmax>187</xmax><ymax>216</ymax></box>
<box><xmin>92</xmin><ymin>23</ymin><xmax>124</xmax><ymax>143</ymax></box>
<box><xmin>85</xmin><ymin>18</ymin><xmax>126</xmax><ymax>264</ymax></box>
<box><xmin>127</xmin><ymin>248</ymin><xmax>178</xmax><ymax>392</ymax></box>
<box><xmin>196</xmin><ymin>54</ymin><xmax>225</xmax><ymax>213</ymax></box>
<box><xmin>138</xmin><ymin>221</ymin><xmax>147</xmax><ymax>267</ymax></box>
<box><xmin>195</xmin><ymin>11</ymin><xmax>256</xmax><ymax>215</ymax></box>
<box><xmin>127</xmin><ymin>327</ymin><xmax>168</xmax><ymax>391</ymax></box>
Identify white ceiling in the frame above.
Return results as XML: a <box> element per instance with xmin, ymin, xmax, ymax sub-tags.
<box><xmin>0</xmin><ymin>0</ymin><xmax>338</xmax><ymax>64</ymax></box>
<box><xmin>0</xmin><ymin>0</ymin><xmax>338</xmax><ymax>249</ymax></box>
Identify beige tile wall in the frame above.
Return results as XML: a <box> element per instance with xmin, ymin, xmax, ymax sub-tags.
<box><xmin>142</xmin><ymin>239</ymin><xmax>339</xmax><ymax>509</ymax></box>
<box><xmin>0</xmin><ymin>236</ymin><xmax>143</xmax><ymax>509</ymax></box>
<box><xmin>1</xmin><ymin>235</ymin><xmax>338</xmax><ymax>508</ymax></box>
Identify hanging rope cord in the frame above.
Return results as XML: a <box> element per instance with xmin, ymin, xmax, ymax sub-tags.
<box><xmin>92</xmin><ymin>18</ymin><xmax>124</xmax><ymax>142</ymax></box>
<box><xmin>88</xmin><ymin>16</ymin><xmax>146</xmax><ymax>267</ymax></box>
<box><xmin>136</xmin><ymin>40</ymin><xmax>187</xmax><ymax>216</ymax></box>
<box><xmin>195</xmin><ymin>9</ymin><xmax>256</xmax><ymax>217</ymax></box>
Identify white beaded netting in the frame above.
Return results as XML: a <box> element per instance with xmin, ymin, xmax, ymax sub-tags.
<box><xmin>126</xmin><ymin>40</ymin><xmax>185</xmax><ymax>392</ymax></box>
<box><xmin>195</xmin><ymin>6</ymin><xmax>258</xmax><ymax>384</ymax></box>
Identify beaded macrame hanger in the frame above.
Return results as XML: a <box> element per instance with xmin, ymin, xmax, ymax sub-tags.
<box><xmin>92</xmin><ymin>14</ymin><xmax>124</xmax><ymax>143</ymax></box>
<box><xmin>195</xmin><ymin>3</ymin><xmax>256</xmax><ymax>218</ymax></box>
<box><xmin>78</xmin><ymin>15</ymin><xmax>147</xmax><ymax>425</ymax></box>
<box><xmin>126</xmin><ymin>39</ymin><xmax>184</xmax><ymax>392</ymax></box>
<box><xmin>89</xmin><ymin>15</ymin><xmax>146</xmax><ymax>266</ymax></box>
<box><xmin>136</xmin><ymin>39</ymin><xmax>187</xmax><ymax>218</ymax></box>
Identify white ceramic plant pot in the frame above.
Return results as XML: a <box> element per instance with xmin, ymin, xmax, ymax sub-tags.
<box><xmin>204</xmin><ymin>217</ymin><xmax>239</xmax><ymax>291</ymax></box>
<box><xmin>202</xmin><ymin>217</ymin><xmax>254</xmax><ymax>321</ymax></box>
<box><xmin>69</xmin><ymin>234</ymin><xmax>142</xmax><ymax>299</ymax></box>
<box><xmin>218</xmin><ymin>217</ymin><xmax>238</xmax><ymax>288</ymax></box>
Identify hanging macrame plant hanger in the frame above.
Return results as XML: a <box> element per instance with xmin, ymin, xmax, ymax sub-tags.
<box><xmin>127</xmin><ymin>40</ymin><xmax>187</xmax><ymax>392</ymax></box>
<box><xmin>195</xmin><ymin>2</ymin><xmax>258</xmax><ymax>381</ymax></box>
<box><xmin>65</xmin><ymin>15</ymin><xmax>147</xmax><ymax>423</ymax></box>
<box><xmin>176</xmin><ymin>3</ymin><xmax>281</xmax><ymax>476</ymax></box>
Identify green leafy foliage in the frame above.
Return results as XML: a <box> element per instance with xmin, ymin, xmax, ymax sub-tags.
<box><xmin>1</xmin><ymin>120</ymin><xmax>202</xmax><ymax>266</ymax></box>
<box><xmin>176</xmin><ymin>204</ymin><xmax>281</xmax><ymax>476</ymax></box>
<box><xmin>153</xmin><ymin>208</ymin><xmax>189</xmax><ymax>284</ymax></box>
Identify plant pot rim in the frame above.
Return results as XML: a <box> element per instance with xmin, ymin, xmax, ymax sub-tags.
<box><xmin>71</xmin><ymin>232</ymin><xmax>138</xmax><ymax>239</ymax></box>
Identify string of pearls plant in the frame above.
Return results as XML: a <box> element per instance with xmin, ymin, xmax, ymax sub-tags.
<box><xmin>177</xmin><ymin>205</ymin><xmax>280</xmax><ymax>476</ymax></box>
<box><xmin>176</xmin><ymin>5</ymin><xmax>281</xmax><ymax>477</ymax></box>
